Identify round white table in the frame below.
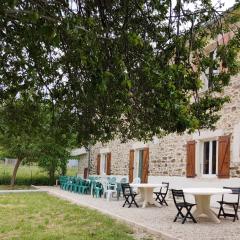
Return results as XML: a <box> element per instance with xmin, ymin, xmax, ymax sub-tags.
<box><xmin>130</xmin><ymin>183</ymin><xmax>164</xmax><ymax>208</ymax></box>
<box><xmin>183</xmin><ymin>188</ymin><xmax>232</xmax><ymax>223</ymax></box>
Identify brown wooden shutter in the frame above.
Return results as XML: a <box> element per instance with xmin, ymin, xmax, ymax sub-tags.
<box><xmin>96</xmin><ymin>154</ymin><xmax>100</xmax><ymax>175</ymax></box>
<box><xmin>106</xmin><ymin>152</ymin><xmax>111</xmax><ymax>175</ymax></box>
<box><xmin>142</xmin><ymin>148</ymin><xmax>149</xmax><ymax>183</ymax></box>
<box><xmin>129</xmin><ymin>150</ymin><xmax>134</xmax><ymax>183</ymax></box>
<box><xmin>218</xmin><ymin>135</ymin><xmax>230</xmax><ymax>178</ymax></box>
<box><xmin>83</xmin><ymin>167</ymin><xmax>88</xmax><ymax>179</ymax></box>
<box><xmin>186</xmin><ymin>141</ymin><xmax>196</xmax><ymax>177</ymax></box>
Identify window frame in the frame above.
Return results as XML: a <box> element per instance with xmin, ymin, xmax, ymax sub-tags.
<box><xmin>133</xmin><ymin>149</ymin><xmax>144</xmax><ymax>180</ymax></box>
<box><xmin>100</xmin><ymin>153</ymin><xmax>108</xmax><ymax>175</ymax></box>
<box><xmin>199</xmin><ymin>138</ymin><xmax>219</xmax><ymax>177</ymax></box>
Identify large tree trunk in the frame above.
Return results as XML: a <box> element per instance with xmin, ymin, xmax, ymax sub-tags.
<box><xmin>10</xmin><ymin>158</ymin><xmax>22</xmax><ymax>187</ymax></box>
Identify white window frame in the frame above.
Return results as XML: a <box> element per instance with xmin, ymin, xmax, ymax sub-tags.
<box><xmin>133</xmin><ymin>149</ymin><xmax>144</xmax><ymax>180</ymax></box>
<box><xmin>100</xmin><ymin>153</ymin><xmax>108</xmax><ymax>175</ymax></box>
<box><xmin>199</xmin><ymin>139</ymin><xmax>218</xmax><ymax>177</ymax></box>
<box><xmin>194</xmin><ymin>129</ymin><xmax>223</xmax><ymax>178</ymax></box>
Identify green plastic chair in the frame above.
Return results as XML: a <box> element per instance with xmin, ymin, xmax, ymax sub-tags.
<box><xmin>69</xmin><ymin>177</ymin><xmax>78</xmax><ymax>192</ymax></box>
<box><xmin>72</xmin><ymin>178</ymin><xmax>82</xmax><ymax>193</ymax></box>
<box><xmin>64</xmin><ymin>177</ymin><xmax>74</xmax><ymax>191</ymax></box>
<box><xmin>80</xmin><ymin>180</ymin><xmax>91</xmax><ymax>194</ymax></box>
<box><xmin>117</xmin><ymin>177</ymin><xmax>128</xmax><ymax>200</ymax></box>
<box><xmin>92</xmin><ymin>181</ymin><xmax>103</xmax><ymax>198</ymax></box>
<box><xmin>59</xmin><ymin>176</ymin><xmax>68</xmax><ymax>189</ymax></box>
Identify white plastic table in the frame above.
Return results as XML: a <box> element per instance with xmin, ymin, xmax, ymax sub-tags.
<box><xmin>183</xmin><ymin>188</ymin><xmax>232</xmax><ymax>223</ymax></box>
<box><xmin>130</xmin><ymin>183</ymin><xmax>164</xmax><ymax>208</ymax></box>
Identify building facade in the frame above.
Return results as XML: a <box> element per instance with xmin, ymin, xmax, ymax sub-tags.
<box><xmin>76</xmin><ymin>32</ymin><xmax>240</xmax><ymax>188</ymax></box>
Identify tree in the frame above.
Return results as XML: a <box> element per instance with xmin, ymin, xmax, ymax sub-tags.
<box><xmin>34</xmin><ymin>138</ymin><xmax>70</xmax><ymax>185</ymax></box>
<box><xmin>0</xmin><ymin>94</ymin><xmax>75</xmax><ymax>186</ymax></box>
<box><xmin>0</xmin><ymin>0</ymin><xmax>239</xmax><ymax>147</ymax></box>
<box><xmin>0</xmin><ymin>94</ymin><xmax>43</xmax><ymax>185</ymax></box>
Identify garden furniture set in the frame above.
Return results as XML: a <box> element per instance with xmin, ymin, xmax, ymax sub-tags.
<box><xmin>59</xmin><ymin>176</ymin><xmax>240</xmax><ymax>224</ymax></box>
<box><xmin>59</xmin><ymin>175</ymin><xmax>127</xmax><ymax>200</ymax></box>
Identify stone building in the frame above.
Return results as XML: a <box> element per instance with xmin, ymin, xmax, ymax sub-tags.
<box><xmin>76</xmin><ymin>26</ymin><xmax>240</xmax><ymax>188</ymax></box>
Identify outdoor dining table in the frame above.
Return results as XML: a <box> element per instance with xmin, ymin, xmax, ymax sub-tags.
<box><xmin>183</xmin><ymin>187</ymin><xmax>232</xmax><ymax>223</ymax></box>
<box><xmin>130</xmin><ymin>183</ymin><xmax>164</xmax><ymax>208</ymax></box>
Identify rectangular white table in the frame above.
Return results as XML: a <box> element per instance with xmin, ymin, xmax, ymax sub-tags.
<box><xmin>130</xmin><ymin>183</ymin><xmax>164</xmax><ymax>208</ymax></box>
<box><xmin>183</xmin><ymin>188</ymin><xmax>232</xmax><ymax>223</ymax></box>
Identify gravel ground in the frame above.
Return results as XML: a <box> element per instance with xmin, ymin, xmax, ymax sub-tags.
<box><xmin>38</xmin><ymin>186</ymin><xmax>240</xmax><ymax>240</ymax></box>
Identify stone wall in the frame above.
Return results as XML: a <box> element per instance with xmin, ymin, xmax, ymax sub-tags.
<box><xmin>77</xmin><ymin>154</ymin><xmax>89</xmax><ymax>177</ymax></box>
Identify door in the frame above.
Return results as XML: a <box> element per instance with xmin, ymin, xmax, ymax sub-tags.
<box><xmin>132</xmin><ymin>148</ymin><xmax>149</xmax><ymax>183</ymax></box>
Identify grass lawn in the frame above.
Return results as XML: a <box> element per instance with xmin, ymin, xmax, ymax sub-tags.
<box><xmin>0</xmin><ymin>163</ymin><xmax>78</xmax><ymax>179</ymax></box>
<box><xmin>0</xmin><ymin>185</ymin><xmax>35</xmax><ymax>190</ymax></box>
<box><xmin>0</xmin><ymin>163</ymin><xmax>78</xmax><ymax>185</ymax></box>
<box><xmin>0</xmin><ymin>193</ymin><xmax>137</xmax><ymax>240</ymax></box>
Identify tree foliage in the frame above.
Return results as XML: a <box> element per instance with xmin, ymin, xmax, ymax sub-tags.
<box><xmin>0</xmin><ymin>0</ymin><xmax>240</xmax><ymax>147</ymax></box>
<box><xmin>0</xmin><ymin>93</ymin><xmax>74</xmax><ymax>185</ymax></box>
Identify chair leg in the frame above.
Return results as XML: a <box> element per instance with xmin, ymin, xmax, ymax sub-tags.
<box><xmin>155</xmin><ymin>194</ymin><xmax>162</xmax><ymax>205</ymax></box>
<box><xmin>183</xmin><ymin>206</ymin><xmax>197</xmax><ymax>224</ymax></box>
<box><xmin>132</xmin><ymin>196</ymin><xmax>139</xmax><ymax>208</ymax></box>
<box><xmin>218</xmin><ymin>204</ymin><xmax>225</xmax><ymax>219</ymax></box>
<box><xmin>160</xmin><ymin>194</ymin><xmax>168</xmax><ymax>206</ymax></box>
<box><xmin>123</xmin><ymin>196</ymin><xmax>130</xmax><ymax>207</ymax></box>
<box><xmin>174</xmin><ymin>207</ymin><xmax>184</xmax><ymax>222</ymax></box>
<box><xmin>233</xmin><ymin>204</ymin><xmax>238</xmax><ymax>222</ymax></box>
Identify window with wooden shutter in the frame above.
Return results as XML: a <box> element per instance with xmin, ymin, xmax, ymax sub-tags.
<box><xmin>186</xmin><ymin>141</ymin><xmax>196</xmax><ymax>177</ymax></box>
<box><xmin>106</xmin><ymin>152</ymin><xmax>111</xmax><ymax>175</ymax></box>
<box><xmin>142</xmin><ymin>148</ymin><xmax>149</xmax><ymax>183</ymax></box>
<box><xmin>218</xmin><ymin>135</ymin><xmax>230</xmax><ymax>178</ymax></box>
<box><xmin>96</xmin><ymin>154</ymin><xmax>100</xmax><ymax>175</ymax></box>
<box><xmin>129</xmin><ymin>150</ymin><xmax>134</xmax><ymax>183</ymax></box>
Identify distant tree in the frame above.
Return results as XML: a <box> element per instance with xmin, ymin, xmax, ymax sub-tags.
<box><xmin>0</xmin><ymin>1</ymin><xmax>239</xmax><ymax>146</ymax></box>
<box><xmin>0</xmin><ymin>94</ymin><xmax>75</xmax><ymax>186</ymax></box>
<box><xmin>34</xmin><ymin>139</ymin><xmax>70</xmax><ymax>185</ymax></box>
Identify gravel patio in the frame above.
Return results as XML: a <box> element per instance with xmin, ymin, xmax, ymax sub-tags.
<box><xmin>38</xmin><ymin>186</ymin><xmax>240</xmax><ymax>240</ymax></box>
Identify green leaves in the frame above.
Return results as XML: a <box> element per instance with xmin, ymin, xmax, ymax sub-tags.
<box><xmin>0</xmin><ymin>0</ymin><xmax>239</xmax><ymax>144</ymax></box>
<box><xmin>128</xmin><ymin>32</ymin><xmax>144</xmax><ymax>47</ymax></box>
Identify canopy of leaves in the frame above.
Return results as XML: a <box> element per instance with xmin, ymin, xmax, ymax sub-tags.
<box><xmin>0</xmin><ymin>0</ymin><xmax>240</xmax><ymax>145</ymax></box>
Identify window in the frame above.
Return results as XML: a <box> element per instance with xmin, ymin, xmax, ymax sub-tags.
<box><xmin>101</xmin><ymin>153</ymin><xmax>108</xmax><ymax>175</ymax></box>
<box><xmin>208</xmin><ymin>49</ymin><xmax>219</xmax><ymax>89</ymax></box>
<box><xmin>133</xmin><ymin>149</ymin><xmax>144</xmax><ymax>180</ymax></box>
<box><xmin>201</xmin><ymin>49</ymin><xmax>219</xmax><ymax>92</ymax></box>
<box><xmin>202</xmin><ymin>140</ymin><xmax>217</xmax><ymax>175</ymax></box>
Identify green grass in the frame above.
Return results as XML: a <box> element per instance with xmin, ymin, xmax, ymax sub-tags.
<box><xmin>0</xmin><ymin>193</ymin><xmax>135</xmax><ymax>240</ymax></box>
<box><xmin>0</xmin><ymin>163</ymin><xmax>78</xmax><ymax>185</ymax></box>
<box><xmin>0</xmin><ymin>185</ymin><xmax>35</xmax><ymax>190</ymax></box>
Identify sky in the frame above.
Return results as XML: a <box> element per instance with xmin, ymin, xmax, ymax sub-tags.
<box><xmin>212</xmin><ymin>0</ymin><xmax>237</xmax><ymax>10</ymax></box>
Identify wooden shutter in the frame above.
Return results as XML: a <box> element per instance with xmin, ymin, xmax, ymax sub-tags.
<box><xmin>83</xmin><ymin>167</ymin><xmax>88</xmax><ymax>179</ymax></box>
<box><xmin>129</xmin><ymin>150</ymin><xmax>134</xmax><ymax>183</ymax></box>
<box><xmin>186</xmin><ymin>141</ymin><xmax>196</xmax><ymax>177</ymax></box>
<box><xmin>96</xmin><ymin>154</ymin><xmax>100</xmax><ymax>175</ymax></box>
<box><xmin>106</xmin><ymin>152</ymin><xmax>111</xmax><ymax>175</ymax></box>
<box><xmin>218</xmin><ymin>135</ymin><xmax>230</xmax><ymax>178</ymax></box>
<box><xmin>142</xmin><ymin>148</ymin><xmax>149</xmax><ymax>183</ymax></box>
